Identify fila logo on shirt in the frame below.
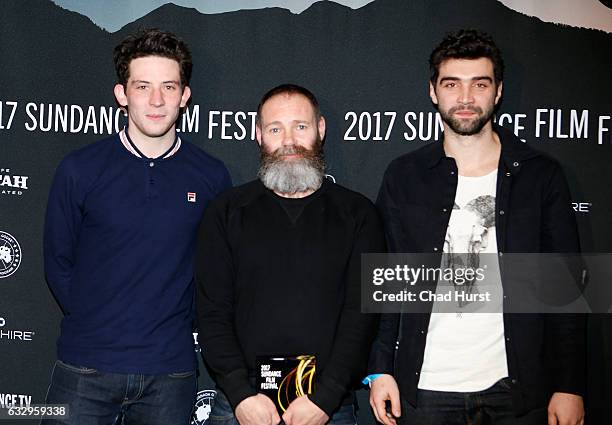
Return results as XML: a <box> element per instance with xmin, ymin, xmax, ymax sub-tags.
<box><xmin>187</xmin><ymin>192</ymin><xmax>196</xmax><ymax>203</ymax></box>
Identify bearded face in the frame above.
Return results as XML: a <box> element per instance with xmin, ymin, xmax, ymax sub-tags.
<box><xmin>438</xmin><ymin>102</ymin><xmax>496</xmax><ymax>136</ymax></box>
<box><xmin>430</xmin><ymin>57</ymin><xmax>502</xmax><ymax>137</ymax></box>
<box><xmin>255</xmin><ymin>92</ymin><xmax>327</xmax><ymax>195</ymax></box>
<box><xmin>258</xmin><ymin>137</ymin><xmax>325</xmax><ymax>194</ymax></box>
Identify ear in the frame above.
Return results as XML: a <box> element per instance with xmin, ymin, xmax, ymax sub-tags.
<box><xmin>429</xmin><ymin>82</ymin><xmax>438</xmax><ymax>105</ymax></box>
<box><xmin>318</xmin><ymin>116</ymin><xmax>326</xmax><ymax>141</ymax></box>
<box><xmin>180</xmin><ymin>86</ymin><xmax>192</xmax><ymax>107</ymax></box>
<box><xmin>494</xmin><ymin>81</ymin><xmax>503</xmax><ymax>105</ymax></box>
<box><xmin>114</xmin><ymin>84</ymin><xmax>128</xmax><ymax>107</ymax></box>
<box><xmin>255</xmin><ymin>124</ymin><xmax>263</xmax><ymax>147</ymax></box>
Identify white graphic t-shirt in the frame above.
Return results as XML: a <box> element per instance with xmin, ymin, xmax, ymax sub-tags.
<box><xmin>418</xmin><ymin>169</ymin><xmax>508</xmax><ymax>392</ymax></box>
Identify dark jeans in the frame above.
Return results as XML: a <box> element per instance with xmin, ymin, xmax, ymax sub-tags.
<box><xmin>206</xmin><ymin>388</ymin><xmax>357</xmax><ymax>425</ymax></box>
<box><xmin>41</xmin><ymin>360</ymin><xmax>197</xmax><ymax>425</ymax></box>
<box><xmin>399</xmin><ymin>378</ymin><xmax>547</xmax><ymax>425</ymax></box>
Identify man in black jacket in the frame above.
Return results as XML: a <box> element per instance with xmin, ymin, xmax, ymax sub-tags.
<box><xmin>197</xmin><ymin>84</ymin><xmax>385</xmax><ymax>425</ymax></box>
<box><xmin>368</xmin><ymin>30</ymin><xmax>585</xmax><ymax>425</ymax></box>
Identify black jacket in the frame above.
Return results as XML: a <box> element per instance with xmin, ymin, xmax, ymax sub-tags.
<box><xmin>369</xmin><ymin>125</ymin><xmax>586</xmax><ymax>414</ymax></box>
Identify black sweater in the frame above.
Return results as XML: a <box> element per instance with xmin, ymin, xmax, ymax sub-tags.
<box><xmin>196</xmin><ymin>179</ymin><xmax>385</xmax><ymax>416</ymax></box>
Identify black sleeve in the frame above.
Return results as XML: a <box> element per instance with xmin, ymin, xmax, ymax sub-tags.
<box><xmin>308</xmin><ymin>204</ymin><xmax>386</xmax><ymax>416</ymax></box>
<box><xmin>366</xmin><ymin>164</ymin><xmax>403</xmax><ymax>375</ymax></box>
<box><xmin>195</xmin><ymin>200</ymin><xmax>257</xmax><ymax>410</ymax></box>
<box><xmin>541</xmin><ymin>162</ymin><xmax>586</xmax><ymax>397</ymax></box>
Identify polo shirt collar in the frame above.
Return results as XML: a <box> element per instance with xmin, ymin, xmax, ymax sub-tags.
<box><xmin>119</xmin><ymin>127</ymin><xmax>181</xmax><ymax>159</ymax></box>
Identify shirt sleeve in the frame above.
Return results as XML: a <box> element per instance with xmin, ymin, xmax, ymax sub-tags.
<box><xmin>195</xmin><ymin>199</ymin><xmax>257</xmax><ymax>410</ymax></box>
<box><xmin>541</xmin><ymin>161</ymin><xmax>586</xmax><ymax>397</ymax></box>
<box><xmin>308</xmin><ymin>203</ymin><xmax>386</xmax><ymax>416</ymax></box>
<box><xmin>43</xmin><ymin>157</ymin><xmax>83</xmax><ymax>314</ymax></box>
<box><xmin>365</xmin><ymin>163</ymin><xmax>403</xmax><ymax>375</ymax></box>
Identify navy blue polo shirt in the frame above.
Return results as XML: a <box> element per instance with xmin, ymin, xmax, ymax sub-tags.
<box><xmin>44</xmin><ymin>130</ymin><xmax>231</xmax><ymax>374</ymax></box>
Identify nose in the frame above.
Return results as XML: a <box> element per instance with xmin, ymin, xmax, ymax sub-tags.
<box><xmin>458</xmin><ymin>85</ymin><xmax>474</xmax><ymax>105</ymax></box>
<box><xmin>149</xmin><ymin>87</ymin><xmax>164</xmax><ymax>107</ymax></box>
<box><xmin>281</xmin><ymin>129</ymin><xmax>295</xmax><ymax>146</ymax></box>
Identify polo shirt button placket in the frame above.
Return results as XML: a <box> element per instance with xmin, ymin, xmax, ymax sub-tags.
<box><xmin>146</xmin><ymin>161</ymin><xmax>156</xmax><ymax>198</ymax></box>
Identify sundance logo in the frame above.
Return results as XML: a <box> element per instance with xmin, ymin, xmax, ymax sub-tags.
<box><xmin>191</xmin><ymin>389</ymin><xmax>216</xmax><ymax>425</ymax></box>
<box><xmin>0</xmin><ymin>393</ymin><xmax>32</xmax><ymax>408</ymax></box>
<box><xmin>0</xmin><ymin>231</ymin><xmax>21</xmax><ymax>279</ymax></box>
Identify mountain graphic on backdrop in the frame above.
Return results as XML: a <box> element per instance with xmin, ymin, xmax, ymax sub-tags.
<box><xmin>0</xmin><ymin>0</ymin><xmax>610</xmax><ymax>196</ymax></box>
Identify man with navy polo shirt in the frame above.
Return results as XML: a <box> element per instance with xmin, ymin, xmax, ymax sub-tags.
<box><xmin>42</xmin><ymin>29</ymin><xmax>231</xmax><ymax>425</ymax></box>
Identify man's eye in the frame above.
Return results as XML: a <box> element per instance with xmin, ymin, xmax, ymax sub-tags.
<box><xmin>136</xmin><ymin>85</ymin><xmax>147</xmax><ymax>90</ymax></box>
<box><xmin>297</xmin><ymin>124</ymin><xmax>307</xmax><ymax>130</ymax></box>
<box><xmin>165</xmin><ymin>85</ymin><xmax>176</xmax><ymax>90</ymax></box>
<box><xmin>444</xmin><ymin>83</ymin><xmax>456</xmax><ymax>88</ymax></box>
<box><xmin>270</xmin><ymin>128</ymin><xmax>280</xmax><ymax>134</ymax></box>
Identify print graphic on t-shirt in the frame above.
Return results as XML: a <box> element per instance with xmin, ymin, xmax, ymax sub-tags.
<box><xmin>443</xmin><ymin>195</ymin><xmax>496</xmax><ymax>307</ymax></box>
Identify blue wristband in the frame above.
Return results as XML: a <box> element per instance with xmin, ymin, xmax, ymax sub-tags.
<box><xmin>362</xmin><ymin>374</ymin><xmax>384</xmax><ymax>385</ymax></box>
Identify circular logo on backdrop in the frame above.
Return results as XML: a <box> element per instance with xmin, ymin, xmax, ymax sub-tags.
<box><xmin>0</xmin><ymin>231</ymin><xmax>21</xmax><ymax>279</ymax></box>
<box><xmin>191</xmin><ymin>389</ymin><xmax>216</xmax><ymax>425</ymax></box>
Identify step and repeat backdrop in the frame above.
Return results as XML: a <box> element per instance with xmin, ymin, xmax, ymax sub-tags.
<box><xmin>1</xmin><ymin>0</ymin><xmax>611</xmax><ymax>424</ymax></box>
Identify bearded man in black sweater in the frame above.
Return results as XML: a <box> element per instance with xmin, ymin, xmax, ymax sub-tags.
<box><xmin>196</xmin><ymin>84</ymin><xmax>385</xmax><ymax>425</ymax></box>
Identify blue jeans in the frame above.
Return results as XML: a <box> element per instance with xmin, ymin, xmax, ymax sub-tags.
<box><xmin>399</xmin><ymin>378</ymin><xmax>547</xmax><ymax>425</ymax></box>
<box><xmin>41</xmin><ymin>360</ymin><xmax>197</xmax><ymax>425</ymax></box>
<box><xmin>206</xmin><ymin>389</ymin><xmax>357</xmax><ymax>425</ymax></box>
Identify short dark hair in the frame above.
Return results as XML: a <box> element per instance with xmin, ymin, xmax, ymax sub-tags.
<box><xmin>113</xmin><ymin>28</ymin><xmax>192</xmax><ymax>87</ymax></box>
<box><xmin>429</xmin><ymin>29</ymin><xmax>504</xmax><ymax>86</ymax></box>
<box><xmin>256</xmin><ymin>84</ymin><xmax>321</xmax><ymax>125</ymax></box>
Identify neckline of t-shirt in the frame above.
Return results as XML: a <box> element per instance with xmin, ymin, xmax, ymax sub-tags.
<box><xmin>458</xmin><ymin>169</ymin><xmax>498</xmax><ymax>180</ymax></box>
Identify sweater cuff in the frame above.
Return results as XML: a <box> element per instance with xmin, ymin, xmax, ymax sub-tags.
<box><xmin>217</xmin><ymin>368</ymin><xmax>258</xmax><ymax>410</ymax></box>
<box><xmin>552</xmin><ymin>375</ymin><xmax>586</xmax><ymax>398</ymax></box>
<box><xmin>308</xmin><ymin>378</ymin><xmax>346</xmax><ymax>417</ymax></box>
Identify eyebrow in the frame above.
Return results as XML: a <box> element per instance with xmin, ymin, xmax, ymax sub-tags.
<box><xmin>130</xmin><ymin>80</ymin><xmax>180</xmax><ymax>85</ymax></box>
<box><xmin>264</xmin><ymin>119</ymin><xmax>311</xmax><ymax>128</ymax></box>
<box><xmin>439</xmin><ymin>76</ymin><xmax>493</xmax><ymax>84</ymax></box>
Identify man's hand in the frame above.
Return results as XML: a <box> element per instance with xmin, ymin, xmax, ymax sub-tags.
<box><xmin>282</xmin><ymin>395</ymin><xmax>329</xmax><ymax>425</ymax></box>
<box><xmin>369</xmin><ymin>374</ymin><xmax>401</xmax><ymax>425</ymax></box>
<box><xmin>235</xmin><ymin>394</ymin><xmax>281</xmax><ymax>425</ymax></box>
<box><xmin>547</xmin><ymin>392</ymin><xmax>584</xmax><ymax>425</ymax></box>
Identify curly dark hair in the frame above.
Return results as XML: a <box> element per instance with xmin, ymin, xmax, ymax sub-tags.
<box><xmin>113</xmin><ymin>28</ymin><xmax>192</xmax><ymax>87</ymax></box>
<box><xmin>429</xmin><ymin>29</ymin><xmax>504</xmax><ymax>86</ymax></box>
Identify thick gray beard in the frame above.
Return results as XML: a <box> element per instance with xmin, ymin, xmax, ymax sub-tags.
<box><xmin>258</xmin><ymin>146</ymin><xmax>326</xmax><ymax>195</ymax></box>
